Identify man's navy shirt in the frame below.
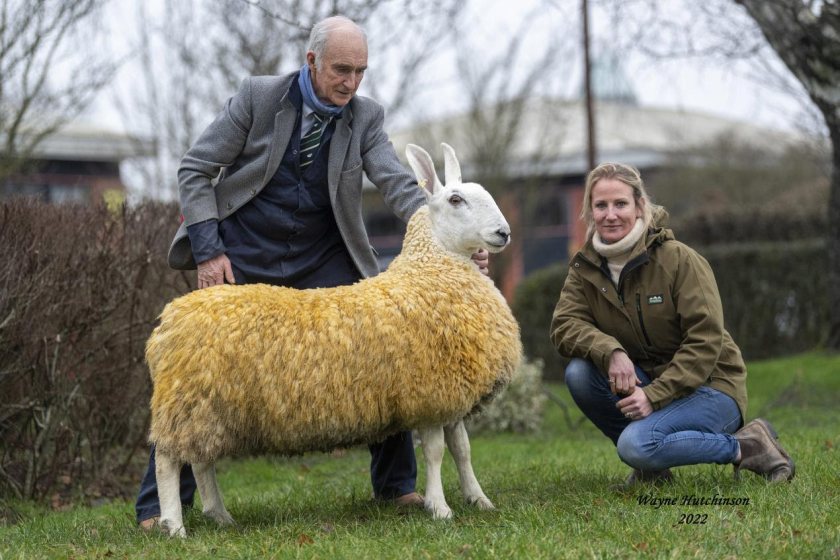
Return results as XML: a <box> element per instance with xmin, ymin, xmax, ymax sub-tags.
<box><xmin>186</xmin><ymin>75</ymin><xmax>359</xmax><ymax>288</ymax></box>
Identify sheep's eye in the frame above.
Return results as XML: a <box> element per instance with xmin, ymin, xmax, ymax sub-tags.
<box><xmin>448</xmin><ymin>194</ymin><xmax>463</xmax><ymax>206</ymax></box>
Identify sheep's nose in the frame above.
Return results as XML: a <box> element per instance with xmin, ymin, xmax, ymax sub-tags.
<box><xmin>497</xmin><ymin>229</ymin><xmax>510</xmax><ymax>243</ymax></box>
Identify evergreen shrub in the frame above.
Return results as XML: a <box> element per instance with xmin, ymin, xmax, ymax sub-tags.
<box><xmin>512</xmin><ymin>238</ymin><xmax>827</xmax><ymax>380</ymax></box>
<box><xmin>467</xmin><ymin>359</ymin><xmax>547</xmax><ymax>434</ymax></box>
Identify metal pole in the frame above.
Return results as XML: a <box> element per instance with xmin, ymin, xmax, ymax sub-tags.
<box><xmin>582</xmin><ymin>0</ymin><xmax>597</xmax><ymax>171</ymax></box>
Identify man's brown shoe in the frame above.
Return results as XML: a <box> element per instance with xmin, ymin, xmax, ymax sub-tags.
<box><xmin>734</xmin><ymin>418</ymin><xmax>795</xmax><ymax>482</ymax></box>
<box><xmin>138</xmin><ymin>516</ymin><xmax>160</xmax><ymax>532</ymax></box>
<box><xmin>392</xmin><ymin>492</ymin><xmax>425</xmax><ymax>508</ymax></box>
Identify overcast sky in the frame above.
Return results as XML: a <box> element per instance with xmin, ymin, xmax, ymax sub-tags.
<box><xmin>88</xmin><ymin>0</ymin><xmax>814</xmax><ymax>137</ymax></box>
<box><xmin>438</xmin><ymin>0</ymin><xmax>810</xmax><ymax>133</ymax></box>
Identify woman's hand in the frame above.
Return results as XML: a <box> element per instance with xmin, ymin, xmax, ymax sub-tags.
<box><xmin>617</xmin><ymin>386</ymin><xmax>653</xmax><ymax>421</ymax></box>
<box><xmin>607</xmin><ymin>350</ymin><xmax>641</xmax><ymax>395</ymax></box>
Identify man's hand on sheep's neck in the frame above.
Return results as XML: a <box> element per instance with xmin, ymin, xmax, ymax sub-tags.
<box><xmin>471</xmin><ymin>249</ymin><xmax>489</xmax><ymax>276</ymax></box>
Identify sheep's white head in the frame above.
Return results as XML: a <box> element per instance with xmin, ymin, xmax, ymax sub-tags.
<box><xmin>405</xmin><ymin>143</ymin><xmax>511</xmax><ymax>256</ymax></box>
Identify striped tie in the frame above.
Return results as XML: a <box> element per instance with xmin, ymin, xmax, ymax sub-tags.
<box><xmin>300</xmin><ymin>113</ymin><xmax>326</xmax><ymax>168</ymax></box>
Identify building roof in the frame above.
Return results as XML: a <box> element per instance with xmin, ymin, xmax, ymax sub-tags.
<box><xmin>28</xmin><ymin>120</ymin><xmax>155</xmax><ymax>162</ymax></box>
<box><xmin>386</xmin><ymin>99</ymin><xmax>809</xmax><ymax>179</ymax></box>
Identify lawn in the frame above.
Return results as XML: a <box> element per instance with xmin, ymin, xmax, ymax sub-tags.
<box><xmin>1</xmin><ymin>352</ymin><xmax>838</xmax><ymax>559</ymax></box>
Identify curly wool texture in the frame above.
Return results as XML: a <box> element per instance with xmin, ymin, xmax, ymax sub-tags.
<box><xmin>147</xmin><ymin>206</ymin><xmax>522</xmax><ymax>464</ymax></box>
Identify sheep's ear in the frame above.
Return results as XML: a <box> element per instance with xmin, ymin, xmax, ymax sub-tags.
<box><xmin>406</xmin><ymin>143</ymin><xmax>441</xmax><ymax>198</ymax></box>
<box><xmin>441</xmin><ymin>143</ymin><xmax>462</xmax><ymax>185</ymax></box>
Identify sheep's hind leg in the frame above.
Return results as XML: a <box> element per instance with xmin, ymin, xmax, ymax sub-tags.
<box><xmin>193</xmin><ymin>461</ymin><xmax>236</xmax><ymax>526</ymax></box>
<box><xmin>444</xmin><ymin>420</ymin><xmax>494</xmax><ymax>510</ymax></box>
<box><xmin>418</xmin><ymin>426</ymin><xmax>453</xmax><ymax>519</ymax></box>
<box><xmin>156</xmin><ymin>451</ymin><xmax>187</xmax><ymax>537</ymax></box>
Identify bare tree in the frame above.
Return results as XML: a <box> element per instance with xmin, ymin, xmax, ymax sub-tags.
<box><xmin>732</xmin><ymin>1</ymin><xmax>840</xmax><ymax>349</ymax></box>
<box><xmin>452</xmin><ymin>29</ymin><xmax>569</xmax><ymax>189</ymax></box>
<box><xmin>396</xmin><ymin>2</ymin><xmax>576</xmax><ymax>301</ymax></box>
<box><xmin>0</xmin><ymin>0</ymin><xmax>116</xmax><ymax>180</ymax></box>
<box><xmin>114</xmin><ymin>0</ymin><xmax>214</xmax><ymax>201</ymax></box>
<box><xmin>597</xmin><ymin>0</ymin><xmax>821</xmax><ymax>135</ymax></box>
<box><xmin>116</xmin><ymin>0</ymin><xmax>464</xmax><ymax>200</ymax></box>
<box><xmin>600</xmin><ymin>0</ymin><xmax>840</xmax><ymax>349</ymax></box>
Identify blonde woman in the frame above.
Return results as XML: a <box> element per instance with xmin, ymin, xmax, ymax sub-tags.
<box><xmin>550</xmin><ymin>163</ymin><xmax>794</xmax><ymax>486</ymax></box>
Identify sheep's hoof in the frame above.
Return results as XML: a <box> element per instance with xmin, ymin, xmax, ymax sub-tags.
<box><xmin>469</xmin><ymin>496</ymin><xmax>495</xmax><ymax>511</ymax></box>
<box><xmin>159</xmin><ymin>518</ymin><xmax>187</xmax><ymax>538</ymax></box>
<box><xmin>204</xmin><ymin>509</ymin><xmax>236</xmax><ymax>526</ymax></box>
<box><xmin>426</xmin><ymin>501</ymin><xmax>453</xmax><ymax>520</ymax></box>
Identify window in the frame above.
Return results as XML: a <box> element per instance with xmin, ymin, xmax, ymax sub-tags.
<box><xmin>48</xmin><ymin>184</ymin><xmax>89</xmax><ymax>204</ymax></box>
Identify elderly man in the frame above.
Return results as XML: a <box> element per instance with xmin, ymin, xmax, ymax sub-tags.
<box><xmin>135</xmin><ymin>15</ymin><xmax>489</xmax><ymax>529</ymax></box>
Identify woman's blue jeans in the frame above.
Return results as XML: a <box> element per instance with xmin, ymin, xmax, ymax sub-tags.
<box><xmin>564</xmin><ymin>358</ymin><xmax>742</xmax><ymax>471</ymax></box>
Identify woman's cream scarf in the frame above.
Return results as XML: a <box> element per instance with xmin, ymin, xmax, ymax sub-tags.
<box><xmin>592</xmin><ymin>218</ymin><xmax>646</xmax><ymax>287</ymax></box>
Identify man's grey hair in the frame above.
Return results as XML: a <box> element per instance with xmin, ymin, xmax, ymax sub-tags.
<box><xmin>307</xmin><ymin>16</ymin><xmax>367</xmax><ymax>70</ymax></box>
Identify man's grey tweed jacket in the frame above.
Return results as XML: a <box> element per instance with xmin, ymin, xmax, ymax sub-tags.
<box><xmin>169</xmin><ymin>72</ymin><xmax>425</xmax><ymax>278</ymax></box>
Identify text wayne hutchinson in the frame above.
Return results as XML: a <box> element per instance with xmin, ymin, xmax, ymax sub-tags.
<box><xmin>637</xmin><ymin>494</ymin><xmax>751</xmax><ymax>508</ymax></box>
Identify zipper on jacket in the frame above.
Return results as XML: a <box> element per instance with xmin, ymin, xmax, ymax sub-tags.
<box><xmin>617</xmin><ymin>252</ymin><xmax>649</xmax><ymax>295</ymax></box>
<box><xmin>594</xmin><ymin>256</ymin><xmax>627</xmax><ymax>306</ymax></box>
<box><xmin>635</xmin><ymin>293</ymin><xmax>653</xmax><ymax>347</ymax></box>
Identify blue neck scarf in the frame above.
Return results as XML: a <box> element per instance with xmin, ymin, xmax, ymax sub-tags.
<box><xmin>298</xmin><ymin>64</ymin><xmax>345</xmax><ymax>118</ymax></box>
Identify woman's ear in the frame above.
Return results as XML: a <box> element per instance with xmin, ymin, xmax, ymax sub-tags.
<box><xmin>636</xmin><ymin>197</ymin><xmax>646</xmax><ymax>218</ymax></box>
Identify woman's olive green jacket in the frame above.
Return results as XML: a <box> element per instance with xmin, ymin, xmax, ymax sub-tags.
<box><xmin>550</xmin><ymin>226</ymin><xmax>747</xmax><ymax>422</ymax></box>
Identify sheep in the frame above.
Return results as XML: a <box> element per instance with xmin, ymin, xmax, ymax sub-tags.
<box><xmin>147</xmin><ymin>143</ymin><xmax>523</xmax><ymax>537</ymax></box>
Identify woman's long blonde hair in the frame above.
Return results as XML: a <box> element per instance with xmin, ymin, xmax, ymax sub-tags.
<box><xmin>580</xmin><ymin>162</ymin><xmax>663</xmax><ymax>240</ymax></box>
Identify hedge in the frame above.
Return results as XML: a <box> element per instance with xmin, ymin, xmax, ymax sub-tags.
<box><xmin>0</xmin><ymin>199</ymin><xmax>549</xmax><ymax>503</ymax></box>
<box><xmin>2</xmin><ymin>196</ymin><xmax>825</xmax><ymax>501</ymax></box>
<box><xmin>513</xmin><ymin>238</ymin><xmax>828</xmax><ymax>380</ymax></box>
<box><xmin>0</xmin><ymin>199</ymin><xmax>190</xmax><ymax>502</ymax></box>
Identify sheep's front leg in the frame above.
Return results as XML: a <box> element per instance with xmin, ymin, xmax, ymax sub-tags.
<box><xmin>192</xmin><ymin>462</ymin><xmax>235</xmax><ymax>527</ymax></box>
<box><xmin>156</xmin><ymin>451</ymin><xmax>187</xmax><ymax>538</ymax></box>
<box><xmin>418</xmin><ymin>426</ymin><xmax>453</xmax><ymax>519</ymax></box>
<box><xmin>444</xmin><ymin>420</ymin><xmax>494</xmax><ymax>510</ymax></box>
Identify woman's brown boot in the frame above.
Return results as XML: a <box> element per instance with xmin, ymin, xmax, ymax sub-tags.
<box><xmin>734</xmin><ymin>419</ymin><xmax>795</xmax><ymax>482</ymax></box>
<box><xmin>610</xmin><ymin>468</ymin><xmax>673</xmax><ymax>490</ymax></box>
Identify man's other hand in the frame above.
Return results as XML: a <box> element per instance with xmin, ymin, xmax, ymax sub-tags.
<box><xmin>197</xmin><ymin>254</ymin><xmax>236</xmax><ymax>289</ymax></box>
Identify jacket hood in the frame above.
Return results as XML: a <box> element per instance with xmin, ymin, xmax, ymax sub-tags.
<box><xmin>650</xmin><ymin>206</ymin><xmax>670</xmax><ymax>229</ymax></box>
<box><xmin>646</xmin><ymin>225</ymin><xmax>675</xmax><ymax>248</ymax></box>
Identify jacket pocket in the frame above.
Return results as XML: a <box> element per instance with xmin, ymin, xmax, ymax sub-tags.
<box><xmin>341</xmin><ymin>160</ymin><xmax>363</xmax><ymax>174</ymax></box>
<box><xmin>338</xmin><ymin>163</ymin><xmax>364</xmax><ymax>196</ymax></box>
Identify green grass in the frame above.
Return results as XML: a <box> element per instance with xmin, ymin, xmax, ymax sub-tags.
<box><xmin>1</xmin><ymin>352</ymin><xmax>838</xmax><ymax>559</ymax></box>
